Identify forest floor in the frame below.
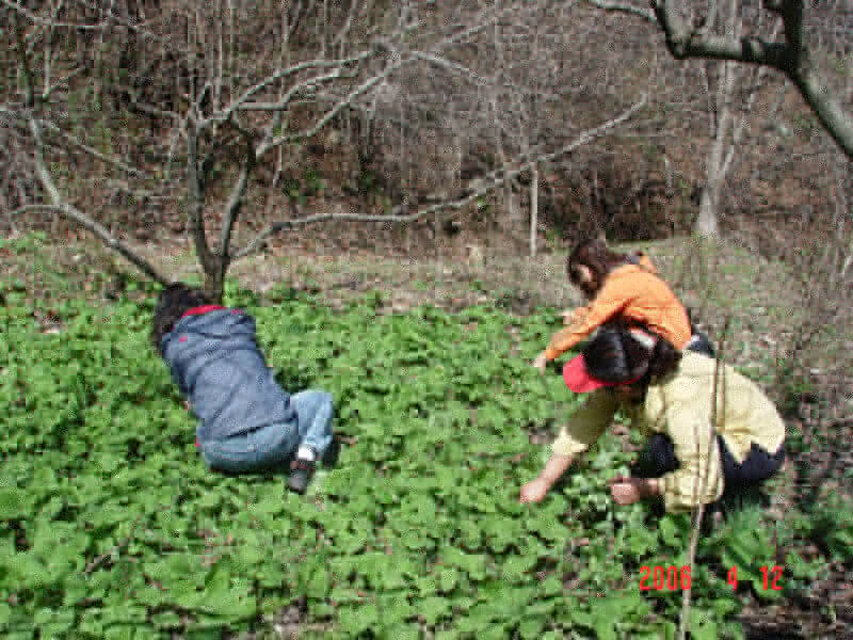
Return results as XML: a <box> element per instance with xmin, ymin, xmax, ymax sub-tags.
<box><xmin>7</xmin><ymin>231</ymin><xmax>853</xmax><ymax>638</ymax></box>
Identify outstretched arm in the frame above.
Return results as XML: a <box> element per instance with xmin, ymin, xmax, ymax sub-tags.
<box><xmin>519</xmin><ymin>391</ymin><xmax>617</xmax><ymax>502</ymax></box>
<box><xmin>519</xmin><ymin>453</ymin><xmax>575</xmax><ymax>503</ymax></box>
<box><xmin>542</xmin><ymin>284</ymin><xmax>630</xmax><ymax>361</ymax></box>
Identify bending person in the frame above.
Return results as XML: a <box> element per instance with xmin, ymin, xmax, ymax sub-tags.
<box><xmin>533</xmin><ymin>238</ymin><xmax>714</xmax><ymax>374</ymax></box>
<box><xmin>151</xmin><ymin>283</ymin><xmax>336</xmax><ymax>494</ymax></box>
<box><xmin>520</xmin><ymin>324</ymin><xmax>785</xmax><ymax>513</ymax></box>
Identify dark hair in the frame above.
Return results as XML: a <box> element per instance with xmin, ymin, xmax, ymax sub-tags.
<box><xmin>644</xmin><ymin>335</ymin><xmax>682</xmax><ymax>382</ymax></box>
<box><xmin>583</xmin><ymin>323</ymin><xmax>682</xmax><ymax>393</ymax></box>
<box><xmin>582</xmin><ymin>324</ymin><xmax>652</xmax><ymax>383</ymax></box>
<box><xmin>151</xmin><ymin>283</ymin><xmax>212</xmax><ymax>355</ymax></box>
<box><xmin>567</xmin><ymin>238</ymin><xmax>633</xmax><ymax>298</ymax></box>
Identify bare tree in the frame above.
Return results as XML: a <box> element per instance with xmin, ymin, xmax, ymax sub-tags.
<box><xmin>694</xmin><ymin>4</ymin><xmax>782</xmax><ymax>236</ymax></box>
<box><xmin>4</xmin><ymin>0</ymin><xmax>648</xmax><ymax>301</ymax></box>
<box><xmin>586</xmin><ymin>0</ymin><xmax>850</xmax><ymax>237</ymax></box>
<box><xmin>586</xmin><ymin>0</ymin><xmax>853</xmax><ymax>160</ymax></box>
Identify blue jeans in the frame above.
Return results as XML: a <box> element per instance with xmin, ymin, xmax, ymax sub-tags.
<box><xmin>200</xmin><ymin>390</ymin><xmax>334</xmax><ymax>474</ymax></box>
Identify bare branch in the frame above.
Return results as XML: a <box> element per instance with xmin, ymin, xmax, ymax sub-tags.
<box><xmin>101</xmin><ymin>179</ymin><xmax>162</xmax><ymax>202</ymax></box>
<box><xmin>185</xmin><ymin>123</ymin><xmax>216</xmax><ymax>278</ymax></box>
<box><xmin>678</xmin><ymin>318</ymin><xmax>731</xmax><ymax>640</ymax></box>
<box><xmin>38</xmin><ymin>119</ymin><xmax>148</xmax><ymax>178</ymax></box>
<box><xmin>76</xmin><ymin>0</ymin><xmax>172</xmax><ymax>45</ymax></box>
<box><xmin>1</xmin><ymin>0</ymin><xmax>107</xmax><ymax>30</ymax></box>
<box><xmin>25</xmin><ymin>118</ymin><xmax>170</xmax><ymax>285</ymax></box>
<box><xmin>720</xmin><ymin>23</ymin><xmax>779</xmax><ymax>179</ymax></box>
<box><xmin>234</xmin><ymin>95</ymin><xmax>648</xmax><ymax>260</ymax></box>
<box><xmin>218</xmin><ymin>123</ymin><xmax>256</xmax><ymax>260</ymax></box>
<box><xmin>257</xmin><ymin>56</ymin><xmax>409</xmax><ymax>156</ymax></box>
<box><xmin>652</xmin><ymin>2</ymin><xmax>789</xmax><ymax>66</ymax></box>
<box><xmin>645</xmin><ymin>0</ymin><xmax>853</xmax><ymax>158</ymax></box>
<box><xmin>777</xmin><ymin>0</ymin><xmax>804</xmax><ymax>54</ymax></box>
<box><xmin>8</xmin><ymin>204</ymin><xmax>64</xmax><ymax>217</ymax></box>
<box><xmin>41</xmin><ymin>66</ymin><xmax>86</xmax><ymax>101</ymax></box>
<box><xmin>787</xmin><ymin>64</ymin><xmax>853</xmax><ymax>159</ymax></box>
<box><xmin>228</xmin><ymin>70</ymin><xmax>347</xmax><ymax>113</ymax></box>
<box><xmin>584</xmin><ymin>0</ymin><xmax>656</xmax><ymax>22</ymax></box>
<box><xmin>438</xmin><ymin>5</ymin><xmax>515</xmax><ymax>49</ymax></box>
<box><xmin>332</xmin><ymin>0</ymin><xmax>360</xmax><ymax>51</ymax></box>
<box><xmin>218</xmin><ymin>53</ymin><xmax>374</xmax><ymax>119</ymax></box>
<box><xmin>165</xmin><ymin>84</ymin><xmax>212</xmax><ymax>180</ymax></box>
<box><xmin>410</xmin><ymin>52</ymin><xmax>490</xmax><ymax>87</ymax></box>
<box><xmin>10</xmin><ymin>10</ymin><xmax>36</xmax><ymax>108</ymax></box>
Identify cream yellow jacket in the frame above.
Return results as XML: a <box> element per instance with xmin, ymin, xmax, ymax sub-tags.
<box><xmin>551</xmin><ymin>353</ymin><xmax>786</xmax><ymax>512</ymax></box>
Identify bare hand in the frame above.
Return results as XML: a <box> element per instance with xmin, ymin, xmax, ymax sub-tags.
<box><xmin>532</xmin><ymin>352</ymin><xmax>548</xmax><ymax>375</ymax></box>
<box><xmin>519</xmin><ymin>478</ymin><xmax>550</xmax><ymax>504</ymax></box>
<box><xmin>609</xmin><ymin>476</ymin><xmax>657</xmax><ymax>506</ymax></box>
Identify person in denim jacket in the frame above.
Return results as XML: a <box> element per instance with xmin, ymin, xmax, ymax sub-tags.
<box><xmin>151</xmin><ymin>283</ymin><xmax>335</xmax><ymax>493</ymax></box>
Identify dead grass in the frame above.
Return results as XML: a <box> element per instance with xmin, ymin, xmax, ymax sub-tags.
<box><xmin>16</xmin><ymin>233</ymin><xmax>849</xmax><ymax>375</ymax></box>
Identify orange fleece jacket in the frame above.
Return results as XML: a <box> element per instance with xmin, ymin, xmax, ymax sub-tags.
<box><xmin>544</xmin><ymin>260</ymin><xmax>691</xmax><ymax>360</ymax></box>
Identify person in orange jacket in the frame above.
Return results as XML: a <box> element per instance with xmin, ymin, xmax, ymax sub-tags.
<box><xmin>532</xmin><ymin>238</ymin><xmax>711</xmax><ymax>373</ymax></box>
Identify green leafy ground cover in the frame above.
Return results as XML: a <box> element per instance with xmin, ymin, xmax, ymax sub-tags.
<box><xmin>0</xmin><ymin>242</ymin><xmax>848</xmax><ymax>637</ymax></box>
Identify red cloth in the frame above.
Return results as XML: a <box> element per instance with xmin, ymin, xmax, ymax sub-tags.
<box><xmin>180</xmin><ymin>305</ymin><xmax>227</xmax><ymax>319</ymax></box>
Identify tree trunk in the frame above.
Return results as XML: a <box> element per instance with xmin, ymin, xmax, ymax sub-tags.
<box><xmin>530</xmin><ymin>164</ymin><xmax>539</xmax><ymax>257</ymax></box>
<box><xmin>694</xmin><ymin>53</ymin><xmax>736</xmax><ymax>238</ymax></box>
<box><xmin>202</xmin><ymin>259</ymin><xmax>227</xmax><ymax>304</ymax></box>
<box><xmin>695</xmin><ymin>185</ymin><xmax>721</xmax><ymax>237</ymax></box>
<box><xmin>505</xmin><ymin>181</ymin><xmax>517</xmax><ymax>240</ymax></box>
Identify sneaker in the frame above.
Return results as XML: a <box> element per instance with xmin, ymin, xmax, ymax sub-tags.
<box><xmin>288</xmin><ymin>458</ymin><xmax>315</xmax><ymax>494</ymax></box>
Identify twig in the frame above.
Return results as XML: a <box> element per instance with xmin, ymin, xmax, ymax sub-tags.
<box><xmin>41</xmin><ymin>67</ymin><xmax>85</xmax><ymax>101</ymax></box>
<box><xmin>83</xmin><ymin>514</ymin><xmax>145</xmax><ymax>575</ymax></box>
<box><xmin>258</xmin><ymin>56</ymin><xmax>409</xmax><ymax>155</ymax></box>
<box><xmin>220</xmin><ymin>53</ymin><xmax>373</xmax><ymax>118</ymax></box>
<box><xmin>25</xmin><ymin>117</ymin><xmax>171</xmax><ymax>285</ymax></box>
<box><xmin>39</xmin><ymin>119</ymin><xmax>148</xmax><ymax>178</ymax></box>
<box><xmin>410</xmin><ymin>51</ymin><xmax>491</xmax><ymax>87</ymax></box>
<box><xmin>1</xmin><ymin>0</ymin><xmax>108</xmax><ymax>30</ymax></box>
<box><xmin>678</xmin><ymin>317</ymin><xmax>730</xmax><ymax>640</ymax></box>
<box><xmin>584</xmin><ymin>0</ymin><xmax>656</xmax><ymax>22</ymax></box>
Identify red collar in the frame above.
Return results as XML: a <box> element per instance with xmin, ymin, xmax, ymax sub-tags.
<box><xmin>180</xmin><ymin>305</ymin><xmax>227</xmax><ymax>319</ymax></box>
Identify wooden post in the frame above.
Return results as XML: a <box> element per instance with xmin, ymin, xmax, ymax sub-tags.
<box><xmin>530</xmin><ymin>164</ymin><xmax>539</xmax><ymax>258</ymax></box>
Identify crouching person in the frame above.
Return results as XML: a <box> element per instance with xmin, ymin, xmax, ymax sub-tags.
<box><xmin>151</xmin><ymin>283</ymin><xmax>335</xmax><ymax>494</ymax></box>
<box><xmin>519</xmin><ymin>324</ymin><xmax>785</xmax><ymax>515</ymax></box>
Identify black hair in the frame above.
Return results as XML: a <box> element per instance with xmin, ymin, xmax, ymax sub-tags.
<box><xmin>582</xmin><ymin>324</ymin><xmax>652</xmax><ymax>383</ymax></box>
<box><xmin>644</xmin><ymin>335</ymin><xmax>682</xmax><ymax>382</ymax></box>
<box><xmin>150</xmin><ymin>283</ymin><xmax>212</xmax><ymax>355</ymax></box>
<box><xmin>582</xmin><ymin>322</ymin><xmax>682</xmax><ymax>395</ymax></box>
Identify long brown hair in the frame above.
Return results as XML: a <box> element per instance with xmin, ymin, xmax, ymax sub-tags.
<box><xmin>567</xmin><ymin>238</ymin><xmax>632</xmax><ymax>298</ymax></box>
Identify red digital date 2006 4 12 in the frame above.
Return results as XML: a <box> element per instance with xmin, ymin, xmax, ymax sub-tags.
<box><xmin>639</xmin><ymin>565</ymin><xmax>783</xmax><ymax>591</ymax></box>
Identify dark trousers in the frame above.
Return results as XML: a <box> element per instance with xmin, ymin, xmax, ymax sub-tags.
<box><xmin>631</xmin><ymin>433</ymin><xmax>785</xmax><ymax>499</ymax></box>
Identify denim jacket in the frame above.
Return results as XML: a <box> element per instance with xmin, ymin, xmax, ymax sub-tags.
<box><xmin>160</xmin><ymin>308</ymin><xmax>297</xmax><ymax>444</ymax></box>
